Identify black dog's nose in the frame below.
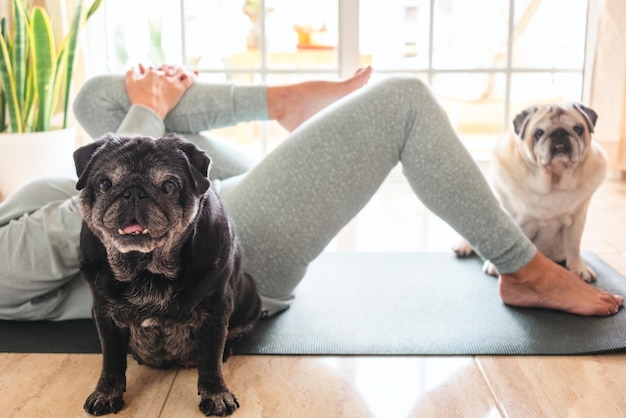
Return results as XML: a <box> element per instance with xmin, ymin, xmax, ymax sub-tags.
<box><xmin>123</xmin><ymin>186</ymin><xmax>147</xmax><ymax>200</ymax></box>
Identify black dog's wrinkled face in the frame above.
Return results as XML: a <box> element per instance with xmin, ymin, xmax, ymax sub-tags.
<box><xmin>512</xmin><ymin>102</ymin><xmax>598</xmax><ymax>168</ymax></box>
<box><xmin>74</xmin><ymin>134</ymin><xmax>211</xmax><ymax>257</ymax></box>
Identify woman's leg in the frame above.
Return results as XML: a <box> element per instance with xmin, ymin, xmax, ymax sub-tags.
<box><xmin>72</xmin><ymin>70</ymin><xmax>372</xmax><ymax>183</ymax></box>
<box><xmin>220</xmin><ymin>76</ymin><xmax>531</xmax><ymax>298</ymax></box>
<box><xmin>219</xmin><ymin>76</ymin><xmax>622</xmax><ymax>316</ymax></box>
<box><xmin>0</xmin><ymin>177</ymin><xmax>92</xmax><ymax>320</ymax></box>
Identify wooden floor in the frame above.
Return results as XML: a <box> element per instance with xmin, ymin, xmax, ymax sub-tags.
<box><xmin>1</xmin><ymin>168</ymin><xmax>626</xmax><ymax>418</ymax></box>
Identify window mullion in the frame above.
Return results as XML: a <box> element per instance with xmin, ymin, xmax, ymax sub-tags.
<box><xmin>339</xmin><ymin>0</ymin><xmax>360</xmax><ymax>77</ymax></box>
<box><xmin>504</xmin><ymin>0</ymin><xmax>515</xmax><ymax>131</ymax></box>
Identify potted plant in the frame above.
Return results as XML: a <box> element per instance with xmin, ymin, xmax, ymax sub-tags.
<box><xmin>0</xmin><ymin>0</ymin><xmax>101</xmax><ymax>198</ymax></box>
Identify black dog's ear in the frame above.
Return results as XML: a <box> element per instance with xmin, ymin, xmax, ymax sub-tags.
<box><xmin>512</xmin><ymin>106</ymin><xmax>537</xmax><ymax>138</ymax></box>
<box><xmin>164</xmin><ymin>134</ymin><xmax>212</xmax><ymax>194</ymax></box>
<box><xmin>573</xmin><ymin>102</ymin><xmax>598</xmax><ymax>133</ymax></box>
<box><xmin>74</xmin><ymin>134</ymin><xmax>117</xmax><ymax>190</ymax></box>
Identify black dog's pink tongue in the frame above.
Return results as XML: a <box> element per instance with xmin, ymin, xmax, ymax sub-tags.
<box><xmin>122</xmin><ymin>223</ymin><xmax>145</xmax><ymax>234</ymax></box>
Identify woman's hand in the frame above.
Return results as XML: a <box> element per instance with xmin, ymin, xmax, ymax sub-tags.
<box><xmin>125</xmin><ymin>63</ymin><xmax>198</xmax><ymax>120</ymax></box>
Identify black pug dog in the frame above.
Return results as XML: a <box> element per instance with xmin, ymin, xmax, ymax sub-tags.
<box><xmin>73</xmin><ymin>133</ymin><xmax>261</xmax><ymax>417</ymax></box>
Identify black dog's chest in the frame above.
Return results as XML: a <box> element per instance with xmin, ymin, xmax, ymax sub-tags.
<box><xmin>106</xmin><ymin>279</ymin><xmax>207</xmax><ymax>368</ymax></box>
<box><xmin>126</xmin><ymin>316</ymin><xmax>201</xmax><ymax>368</ymax></box>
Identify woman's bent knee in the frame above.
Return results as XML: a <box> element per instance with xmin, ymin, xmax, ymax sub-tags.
<box><xmin>73</xmin><ymin>75</ymin><xmax>128</xmax><ymax>138</ymax></box>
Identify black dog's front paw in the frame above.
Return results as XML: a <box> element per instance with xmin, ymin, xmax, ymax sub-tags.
<box><xmin>84</xmin><ymin>391</ymin><xmax>125</xmax><ymax>416</ymax></box>
<box><xmin>199</xmin><ymin>391</ymin><xmax>240</xmax><ymax>417</ymax></box>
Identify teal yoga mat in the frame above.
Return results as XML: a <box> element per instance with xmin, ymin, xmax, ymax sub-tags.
<box><xmin>1</xmin><ymin>252</ymin><xmax>625</xmax><ymax>355</ymax></box>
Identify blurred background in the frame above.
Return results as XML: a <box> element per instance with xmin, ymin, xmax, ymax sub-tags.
<box><xmin>78</xmin><ymin>0</ymin><xmax>592</xmax><ymax>161</ymax></box>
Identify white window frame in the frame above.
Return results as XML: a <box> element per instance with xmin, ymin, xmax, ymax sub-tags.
<box><xmin>83</xmin><ymin>0</ymin><xmax>592</xmax><ymax>148</ymax></box>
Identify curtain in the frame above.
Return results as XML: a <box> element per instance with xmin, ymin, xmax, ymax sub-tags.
<box><xmin>589</xmin><ymin>0</ymin><xmax>626</xmax><ymax>172</ymax></box>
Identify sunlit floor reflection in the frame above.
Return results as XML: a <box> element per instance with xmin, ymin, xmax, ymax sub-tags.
<box><xmin>316</xmin><ymin>357</ymin><xmax>500</xmax><ymax>418</ymax></box>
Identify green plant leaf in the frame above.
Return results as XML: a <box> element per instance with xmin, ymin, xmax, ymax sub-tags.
<box><xmin>52</xmin><ymin>36</ymin><xmax>69</xmax><ymax>118</ymax></box>
<box><xmin>0</xmin><ymin>17</ymin><xmax>6</xmax><ymax>132</ymax></box>
<box><xmin>30</xmin><ymin>7</ymin><xmax>56</xmax><ymax>132</ymax></box>
<box><xmin>59</xmin><ymin>0</ymin><xmax>84</xmax><ymax>129</ymax></box>
<box><xmin>0</xmin><ymin>30</ymin><xmax>23</xmax><ymax>132</ymax></box>
<box><xmin>11</xmin><ymin>0</ymin><xmax>28</xmax><ymax>119</ymax></box>
<box><xmin>59</xmin><ymin>0</ymin><xmax>102</xmax><ymax>128</ymax></box>
<box><xmin>86</xmin><ymin>0</ymin><xmax>103</xmax><ymax>20</ymax></box>
<box><xmin>23</xmin><ymin>59</ymin><xmax>35</xmax><ymax>129</ymax></box>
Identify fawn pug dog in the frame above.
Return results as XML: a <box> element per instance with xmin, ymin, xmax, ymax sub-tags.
<box><xmin>455</xmin><ymin>103</ymin><xmax>608</xmax><ymax>282</ymax></box>
<box><xmin>74</xmin><ymin>134</ymin><xmax>261</xmax><ymax>417</ymax></box>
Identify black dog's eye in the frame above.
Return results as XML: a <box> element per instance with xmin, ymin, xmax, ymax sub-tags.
<box><xmin>161</xmin><ymin>180</ymin><xmax>177</xmax><ymax>195</ymax></box>
<box><xmin>533</xmin><ymin>129</ymin><xmax>544</xmax><ymax>141</ymax></box>
<box><xmin>98</xmin><ymin>178</ymin><xmax>112</xmax><ymax>193</ymax></box>
<box><xmin>573</xmin><ymin>125</ymin><xmax>584</xmax><ymax>135</ymax></box>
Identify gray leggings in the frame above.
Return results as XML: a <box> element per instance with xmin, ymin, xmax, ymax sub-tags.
<box><xmin>0</xmin><ymin>75</ymin><xmax>535</xmax><ymax>320</ymax></box>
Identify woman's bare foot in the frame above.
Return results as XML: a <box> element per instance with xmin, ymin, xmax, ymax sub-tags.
<box><xmin>499</xmin><ymin>252</ymin><xmax>623</xmax><ymax>316</ymax></box>
<box><xmin>268</xmin><ymin>66</ymin><xmax>373</xmax><ymax>132</ymax></box>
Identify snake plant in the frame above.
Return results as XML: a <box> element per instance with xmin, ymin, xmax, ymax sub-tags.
<box><xmin>0</xmin><ymin>0</ymin><xmax>101</xmax><ymax>133</ymax></box>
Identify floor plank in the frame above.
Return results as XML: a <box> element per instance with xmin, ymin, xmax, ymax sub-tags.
<box><xmin>0</xmin><ymin>354</ymin><xmax>177</xmax><ymax>418</ymax></box>
<box><xmin>476</xmin><ymin>355</ymin><xmax>626</xmax><ymax>418</ymax></box>
<box><xmin>160</xmin><ymin>356</ymin><xmax>501</xmax><ymax>418</ymax></box>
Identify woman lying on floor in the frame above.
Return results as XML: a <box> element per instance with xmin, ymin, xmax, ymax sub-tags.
<box><xmin>0</xmin><ymin>64</ymin><xmax>621</xmax><ymax>320</ymax></box>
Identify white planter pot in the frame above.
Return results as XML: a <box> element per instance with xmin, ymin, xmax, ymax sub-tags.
<box><xmin>0</xmin><ymin>127</ymin><xmax>77</xmax><ymax>199</ymax></box>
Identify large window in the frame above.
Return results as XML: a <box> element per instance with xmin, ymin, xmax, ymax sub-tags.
<box><xmin>83</xmin><ymin>0</ymin><xmax>589</xmax><ymax>159</ymax></box>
